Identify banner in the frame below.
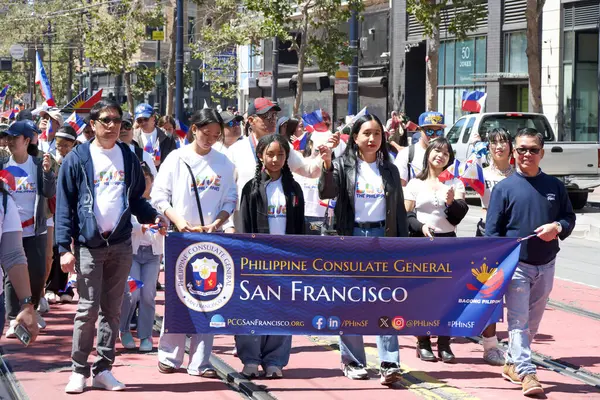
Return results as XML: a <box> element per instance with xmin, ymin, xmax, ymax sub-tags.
<box><xmin>164</xmin><ymin>233</ymin><xmax>521</xmax><ymax>336</ymax></box>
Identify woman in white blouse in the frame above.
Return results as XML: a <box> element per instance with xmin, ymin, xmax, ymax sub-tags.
<box><xmin>404</xmin><ymin>137</ymin><xmax>468</xmax><ymax>364</ymax></box>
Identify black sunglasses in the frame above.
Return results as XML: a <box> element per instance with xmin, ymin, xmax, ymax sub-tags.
<box><xmin>424</xmin><ymin>128</ymin><xmax>444</xmax><ymax>137</ymax></box>
<box><xmin>136</xmin><ymin>117</ymin><xmax>150</xmax><ymax>124</ymax></box>
<box><xmin>227</xmin><ymin>120</ymin><xmax>240</xmax><ymax>127</ymax></box>
<box><xmin>122</xmin><ymin>121</ymin><xmax>132</xmax><ymax>130</ymax></box>
<box><xmin>96</xmin><ymin>117</ymin><xmax>122</xmax><ymax>125</ymax></box>
<box><xmin>515</xmin><ymin>147</ymin><xmax>542</xmax><ymax>155</ymax></box>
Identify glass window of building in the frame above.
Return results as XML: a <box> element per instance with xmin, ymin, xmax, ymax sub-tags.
<box><xmin>504</xmin><ymin>31</ymin><xmax>527</xmax><ymax>74</ymax></box>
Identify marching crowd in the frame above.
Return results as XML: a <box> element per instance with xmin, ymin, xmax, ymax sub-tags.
<box><xmin>0</xmin><ymin>96</ymin><xmax>576</xmax><ymax>397</ymax></box>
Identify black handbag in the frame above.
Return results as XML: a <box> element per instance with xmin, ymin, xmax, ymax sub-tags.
<box><xmin>320</xmin><ymin>201</ymin><xmax>338</xmax><ymax>236</ymax></box>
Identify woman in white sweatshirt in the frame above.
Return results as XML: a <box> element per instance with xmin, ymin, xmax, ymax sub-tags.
<box><xmin>151</xmin><ymin>108</ymin><xmax>237</xmax><ymax>377</ymax></box>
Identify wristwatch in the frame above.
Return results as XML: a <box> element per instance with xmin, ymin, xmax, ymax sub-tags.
<box><xmin>20</xmin><ymin>296</ymin><xmax>33</xmax><ymax>307</ymax></box>
<box><xmin>554</xmin><ymin>221</ymin><xmax>563</xmax><ymax>234</ymax></box>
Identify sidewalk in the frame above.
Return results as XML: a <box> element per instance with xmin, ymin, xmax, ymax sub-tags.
<box><xmin>2</xmin><ymin>279</ymin><xmax>599</xmax><ymax>399</ymax></box>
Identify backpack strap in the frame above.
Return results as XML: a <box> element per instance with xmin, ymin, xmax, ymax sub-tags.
<box><xmin>181</xmin><ymin>159</ymin><xmax>205</xmax><ymax>227</ymax></box>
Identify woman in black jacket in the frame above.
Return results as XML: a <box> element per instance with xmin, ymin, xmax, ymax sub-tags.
<box><xmin>318</xmin><ymin>114</ymin><xmax>407</xmax><ymax>385</ymax></box>
<box><xmin>238</xmin><ymin>134</ymin><xmax>304</xmax><ymax>380</ymax></box>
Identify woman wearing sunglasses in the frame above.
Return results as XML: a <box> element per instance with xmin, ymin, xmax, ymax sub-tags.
<box><xmin>394</xmin><ymin>111</ymin><xmax>446</xmax><ymax>186</ymax></box>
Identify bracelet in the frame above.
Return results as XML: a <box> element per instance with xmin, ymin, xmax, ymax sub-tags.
<box><xmin>20</xmin><ymin>296</ymin><xmax>33</xmax><ymax>307</ymax></box>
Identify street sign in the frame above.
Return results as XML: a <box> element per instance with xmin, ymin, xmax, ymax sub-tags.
<box><xmin>335</xmin><ymin>64</ymin><xmax>349</xmax><ymax>79</ymax></box>
<box><xmin>334</xmin><ymin>79</ymin><xmax>349</xmax><ymax>95</ymax></box>
<box><xmin>258</xmin><ymin>71</ymin><xmax>273</xmax><ymax>86</ymax></box>
<box><xmin>9</xmin><ymin>44</ymin><xmax>24</xmax><ymax>59</ymax></box>
<box><xmin>152</xmin><ymin>30</ymin><xmax>164</xmax><ymax>41</ymax></box>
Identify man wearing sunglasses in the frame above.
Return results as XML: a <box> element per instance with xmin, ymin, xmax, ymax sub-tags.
<box><xmin>119</xmin><ymin>112</ymin><xmax>157</xmax><ymax>177</ymax></box>
<box><xmin>486</xmin><ymin>128</ymin><xmax>576</xmax><ymax>397</ymax></box>
<box><xmin>132</xmin><ymin>103</ymin><xmax>176</xmax><ymax>170</ymax></box>
<box><xmin>394</xmin><ymin>111</ymin><xmax>446</xmax><ymax>186</ymax></box>
<box><xmin>220</xmin><ymin>111</ymin><xmax>244</xmax><ymax>148</ymax></box>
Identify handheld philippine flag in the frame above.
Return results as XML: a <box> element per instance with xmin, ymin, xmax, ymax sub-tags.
<box><xmin>293</xmin><ymin>133</ymin><xmax>309</xmax><ymax>151</ymax></box>
<box><xmin>175</xmin><ymin>137</ymin><xmax>189</xmax><ymax>149</ymax></box>
<box><xmin>438</xmin><ymin>159</ymin><xmax>464</xmax><ymax>183</ymax></box>
<box><xmin>1</xmin><ymin>108</ymin><xmax>15</xmax><ymax>120</ymax></box>
<box><xmin>40</xmin><ymin>117</ymin><xmax>53</xmax><ymax>140</ymax></box>
<box><xmin>175</xmin><ymin>119</ymin><xmax>188</xmax><ymax>139</ymax></box>
<box><xmin>302</xmin><ymin>110</ymin><xmax>328</xmax><ymax>133</ymax></box>
<box><xmin>153</xmin><ymin>141</ymin><xmax>161</xmax><ymax>162</ymax></box>
<box><xmin>127</xmin><ymin>276</ymin><xmax>144</xmax><ymax>293</ymax></box>
<box><xmin>0</xmin><ymin>85</ymin><xmax>10</xmax><ymax>106</ymax></box>
<box><xmin>461</xmin><ymin>90</ymin><xmax>487</xmax><ymax>113</ymax></box>
<box><xmin>66</xmin><ymin>112</ymin><xmax>87</xmax><ymax>135</ymax></box>
<box><xmin>35</xmin><ymin>51</ymin><xmax>56</xmax><ymax>107</ymax></box>
<box><xmin>318</xmin><ymin>199</ymin><xmax>337</xmax><ymax>209</ymax></box>
<box><xmin>0</xmin><ymin>170</ymin><xmax>16</xmax><ymax>191</ymax></box>
<box><xmin>459</xmin><ymin>161</ymin><xmax>486</xmax><ymax>196</ymax></box>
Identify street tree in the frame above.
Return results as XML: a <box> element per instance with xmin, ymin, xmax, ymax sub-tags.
<box><xmin>526</xmin><ymin>0</ymin><xmax>546</xmax><ymax>113</ymax></box>
<box><xmin>83</xmin><ymin>0</ymin><xmax>162</xmax><ymax>112</ymax></box>
<box><xmin>407</xmin><ymin>0</ymin><xmax>486</xmax><ymax>111</ymax></box>
<box><xmin>195</xmin><ymin>0</ymin><xmax>364</xmax><ymax>115</ymax></box>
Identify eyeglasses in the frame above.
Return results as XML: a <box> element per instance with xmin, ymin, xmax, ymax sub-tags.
<box><xmin>515</xmin><ymin>147</ymin><xmax>542</xmax><ymax>155</ymax></box>
<box><xmin>136</xmin><ymin>117</ymin><xmax>150</xmax><ymax>124</ymax></box>
<box><xmin>258</xmin><ymin>112</ymin><xmax>277</xmax><ymax>123</ymax></box>
<box><xmin>96</xmin><ymin>117</ymin><xmax>122</xmax><ymax>126</ymax></box>
<box><xmin>122</xmin><ymin>122</ymin><xmax>132</xmax><ymax>130</ymax></box>
<box><xmin>227</xmin><ymin>120</ymin><xmax>240</xmax><ymax>127</ymax></box>
<box><xmin>424</xmin><ymin>128</ymin><xmax>444</xmax><ymax>137</ymax></box>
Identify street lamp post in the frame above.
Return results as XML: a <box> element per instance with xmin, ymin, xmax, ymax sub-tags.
<box><xmin>175</xmin><ymin>0</ymin><xmax>184</xmax><ymax>121</ymax></box>
<box><xmin>348</xmin><ymin>10</ymin><xmax>359</xmax><ymax>116</ymax></box>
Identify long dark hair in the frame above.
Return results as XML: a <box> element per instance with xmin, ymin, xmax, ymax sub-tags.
<box><xmin>343</xmin><ymin>114</ymin><xmax>390</xmax><ymax>166</ymax></box>
<box><xmin>252</xmin><ymin>134</ymin><xmax>296</xmax><ymax>198</ymax></box>
<box><xmin>416</xmin><ymin>137</ymin><xmax>455</xmax><ymax>181</ymax></box>
<box><xmin>189</xmin><ymin>108</ymin><xmax>223</xmax><ymax>143</ymax></box>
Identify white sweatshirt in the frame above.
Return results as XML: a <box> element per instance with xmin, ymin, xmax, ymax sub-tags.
<box><xmin>151</xmin><ymin>145</ymin><xmax>237</xmax><ymax>228</ymax></box>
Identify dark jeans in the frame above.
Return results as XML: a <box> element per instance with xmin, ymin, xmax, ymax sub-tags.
<box><xmin>71</xmin><ymin>239</ymin><xmax>133</xmax><ymax>377</ymax></box>
<box><xmin>5</xmin><ymin>234</ymin><xmax>47</xmax><ymax>318</ymax></box>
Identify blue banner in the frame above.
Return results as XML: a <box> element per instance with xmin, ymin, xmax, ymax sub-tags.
<box><xmin>164</xmin><ymin>233</ymin><xmax>521</xmax><ymax>336</ymax></box>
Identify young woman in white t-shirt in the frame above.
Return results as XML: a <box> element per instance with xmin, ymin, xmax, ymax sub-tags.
<box><xmin>477</xmin><ymin>127</ymin><xmax>515</xmax><ymax>366</ymax></box>
<box><xmin>404</xmin><ymin>137</ymin><xmax>468</xmax><ymax>364</ymax></box>
<box><xmin>152</xmin><ymin>108</ymin><xmax>237</xmax><ymax>378</ymax></box>
<box><xmin>238</xmin><ymin>134</ymin><xmax>306</xmax><ymax>379</ymax></box>
<box><xmin>319</xmin><ymin>114</ymin><xmax>407</xmax><ymax>386</ymax></box>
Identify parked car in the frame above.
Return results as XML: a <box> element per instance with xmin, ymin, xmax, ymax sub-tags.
<box><xmin>447</xmin><ymin>112</ymin><xmax>600</xmax><ymax>210</ymax></box>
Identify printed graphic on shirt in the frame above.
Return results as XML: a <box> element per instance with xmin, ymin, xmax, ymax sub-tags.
<box><xmin>485</xmin><ymin>179</ymin><xmax>501</xmax><ymax>189</ymax></box>
<box><xmin>547</xmin><ymin>193</ymin><xmax>556</xmax><ymax>201</ymax></box>
<box><xmin>191</xmin><ymin>174</ymin><xmax>222</xmax><ymax>192</ymax></box>
<box><xmin>355</xmin><ymin>181</ymin><xmax>384</xmax><ymax>199</ymax></box>
<box><xmin>268</xmin><ymin>204</ymin><xmax>287</xmax><ymax>218</ymax></box>
<box><xmin>94</xmin><ymin>168</ymin><xmax>125</xmax><ymax>187</ymax></box>
<box><xmin>4</xmin><ymin>166</ymin><xmax>35</xmax><ymax>193</ymax></box>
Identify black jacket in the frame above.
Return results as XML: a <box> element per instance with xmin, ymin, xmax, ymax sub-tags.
<box><xmin>318</xmin><ymin>155</ymin><xmax>408</xmax><ymax>237</ymax></box>
<box><xmin>133</xmin><ymin>127</ymin><xmax>177</xmax><ymax>167</ymax></box>
<box><xmin>240</xmin><ymin>172</ymin><xmax>305</xmax><ymax>235</ymax></box>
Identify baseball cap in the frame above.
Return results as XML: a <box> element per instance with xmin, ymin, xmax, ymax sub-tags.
<box><xmin>220</xmin><ymin>111</ymin><xmax>243</xmax><ymax>125</ymax></box>
<box><xmin>40</xmin><ymin>107</ymin><xmax>64</xmax><ymax>126</ymax></box>
<box><xmin>247</xmin><ymin>98</ymin><xmax>281</xmax><ymax>116</ymax></box>
<box><xmin>418</xmin><ymin>111</ymin><xmax>445</xmax><ymax>127</ymax></box>
<box><xmin>4</xmin><ymin>120</ymin><xmax>40</xmax><ymax>139</ymax></box>
<box><xmin>122</xmin><ymin>112</ymin><xmax>133</xmax><ymax>125</ymax></box>
<box><xmin>134</xmin><ymin>103</ymin><xmax>154</xmax><ymax>120</ymax></box>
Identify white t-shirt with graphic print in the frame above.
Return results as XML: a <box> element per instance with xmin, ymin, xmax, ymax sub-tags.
<box><xmin>5</xmin><ymin>156</ymin><xmax>38</xmax><ymax>237</ymax></box>
<box><xmin>354</xmin><ymin>160</ymin><xmax>386</xmax><ymax>223</ymax></box>
<box><xmin>266</xmin><ymin>178</ymin><xmax>287</xmax><ymax>235</ymax></box>
<box><xmin>90</xmin><ymin>143</ymin><xmax>126</xmax><ymax>233</ymax></box>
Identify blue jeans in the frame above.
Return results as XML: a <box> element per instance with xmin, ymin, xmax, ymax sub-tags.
<box><xmin>119</xmin><ymin>246</ymin><xmax>161</xmax><ymax>339</ymax></box>
<box><xmin>340</xmin><ymin>226</ymin><xmax>400</xmax><ymax>366</ymax></box>
<box><xmin>235</xmin><ymin>335</ymin><xmax>292</xmax><ymax>368</ymax></box>
<box><xmin>158</xmin><ymin>323</ymin><xmax>214</xmax><ymax>374</ymax></box>
<box><xmin>506</xmin><ymin>259</ymin><xmax>555</xmax><ymax>377</ymax></box>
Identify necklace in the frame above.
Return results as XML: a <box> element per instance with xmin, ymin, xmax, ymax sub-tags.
<box><xmin>492</xmin><ymin>164</ymin><xmax>514</xmax><ymax>177</ymax></box>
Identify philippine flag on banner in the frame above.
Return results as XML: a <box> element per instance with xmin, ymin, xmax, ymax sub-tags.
<box><xmin>175</xmin><ymin>119</ymin><xmax>188</xmax><ymax>139</ymax></box>
<box><xmin>461</xmin><ymin>90</ymin><xmax>487</xmax><ymax>113</ymax></box>
<box><xmin>302</xmin><ymin>110</ymin><xmax>328</xmax><ymax>133</ymax></box>
<box><xmin>460</xmin><ymin>161</ymin><xmax>486</xmax><ymax>196</ymax></box>
<box><xmin>127</xmin><ymin>276</ymin><xmax>144</xmax><ymax>293</ymax></box>
<box><xmin>293</xmin><ymin>133</ymin><xmax>308</xmax><ymax>151</ymax></box>
<box><xmin>438</xmin><ymin>159</ymin><xmax>464</xmax><ymax>183</ymax></box>
<box><xmin>66</xmin><ymin>112</ymin><xmax>87</xmax><ymax>135</ymax></box>
<box><xmin>35</xmin><ymin>52</ymin><xmax>56</xmax><ymax>107</ymax></box>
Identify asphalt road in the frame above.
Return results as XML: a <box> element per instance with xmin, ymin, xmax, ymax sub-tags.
<box><xmin>458</xmin><ymin>204</ymin><xmax>600</xmax><ymax>289</ymax></box>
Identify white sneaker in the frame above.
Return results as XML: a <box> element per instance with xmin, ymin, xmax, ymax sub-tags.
<box><xmin>38</xmin><ymin>297</ymin><xmax>50</xmax><ymax>313</ymax></box>
<box><xmin>343</xmin><ymin>362</ymin><xmax>369</xmax><ymax>380</ymax></box>
<box><xmin>5</xmin><ymin>320</ymin><xmax>17</xmax><ymax>338</ymax></box>
<box><xmin>65</xmin><ymin>372</ymin><xmax>87</xmax><ymax>394</ymax></box>
<box><xmin>483</xmin><ymin>346</ymin><xmax>505</xmax><ymax>366</ymax></box>
<box><xmin>60</xmin><ymin>294</ymin><xmax>74</xmax><ymax>303</ymax></box>
<box><xmin>36</xmin><ymin>312</ymin><xmax>47</xmax><ymax>330</ymax></box>
<box><xmin>241</xmin><ymin>364</ymin><xmax>261</xmax><ymax>379</ymax></box>
<box><xmin>45</xmin><ymin>291</ymin><xmax>58</xmax><ymax>304</ymax></box>
<box><xmin>92</xmin><ymin>370</ymin><xmax>126</xmax><ymax>391</ymax></box>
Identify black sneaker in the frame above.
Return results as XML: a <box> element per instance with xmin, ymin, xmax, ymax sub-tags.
<box><xmin>379</xmin><ymin>362</ymin><xmax>402</xmax><ymax>385</ymax></box>
<box><xmin>342</xmin><ymin>362</ymin><xmax>369</xmax><ymax>380</ymax></box>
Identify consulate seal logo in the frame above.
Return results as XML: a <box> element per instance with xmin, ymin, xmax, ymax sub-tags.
<box><xmin>175</xmin><ymin>242</ymin><xmax>235</xmax><ymax>312</ymax></box>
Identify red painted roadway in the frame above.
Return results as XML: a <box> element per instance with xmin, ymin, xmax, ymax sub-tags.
<box><xmin>2</xmin><ymin>277</ymin><xmax>599</xmax><ymax>399</ymax></box>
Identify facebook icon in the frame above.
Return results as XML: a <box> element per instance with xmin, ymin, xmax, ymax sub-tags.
<box><xmin>327</xmin><ymin>316</ymin><xmax>341</xmax><ymax>330</ymax></box>
<box><xmin>312</xmin><ymin>315</ymin><xmax>326</xmax><ymax>330</ymax></box>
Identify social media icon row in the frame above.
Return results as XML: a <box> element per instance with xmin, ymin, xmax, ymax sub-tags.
<box><xmin>312</xmin><ymin>315</ymin><xmax>341</xmax><ymax>330</ymax></box>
